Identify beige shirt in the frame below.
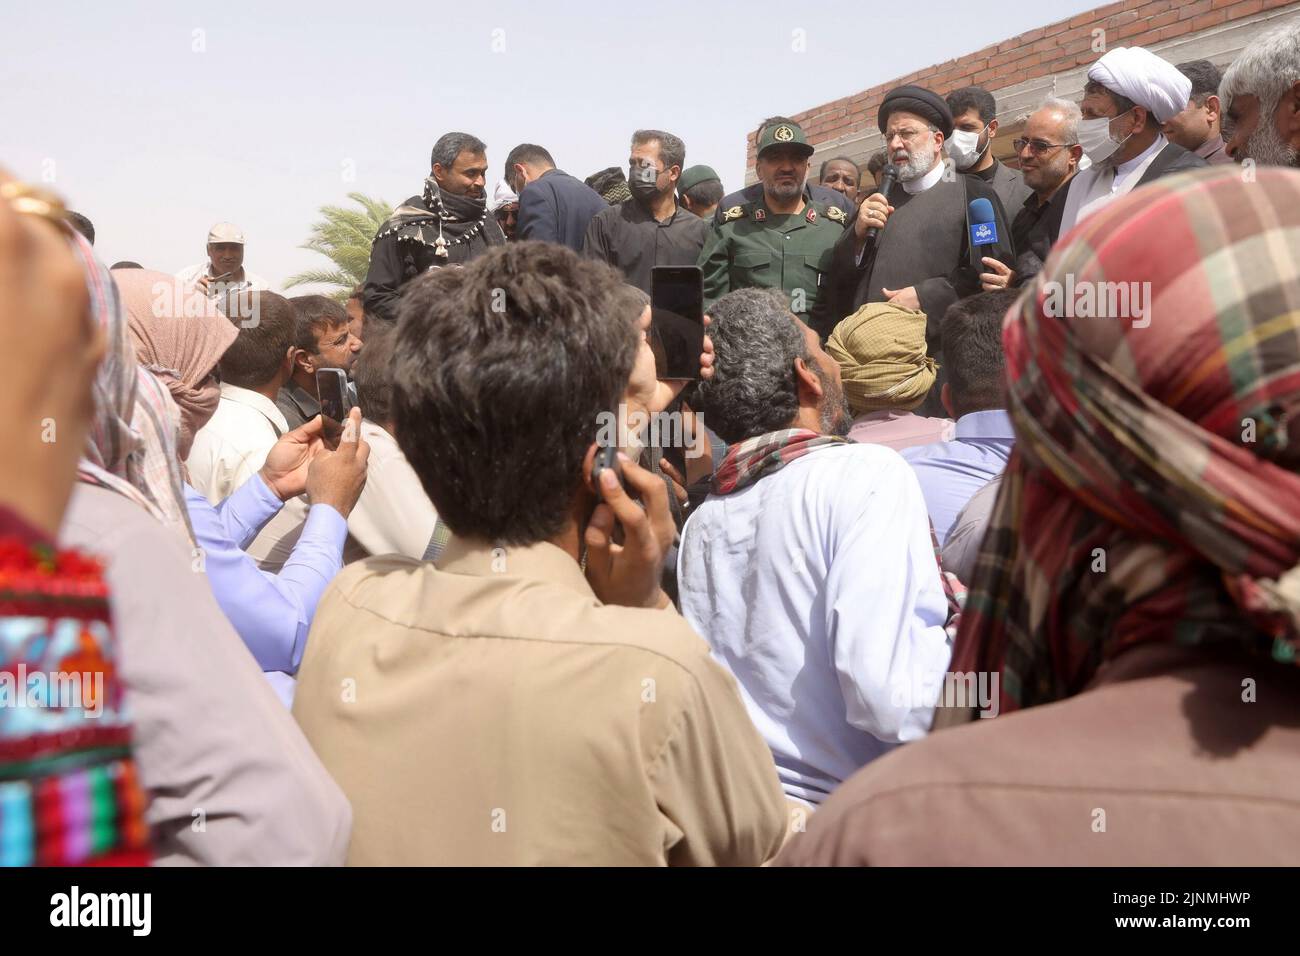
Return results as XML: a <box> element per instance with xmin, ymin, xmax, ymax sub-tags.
<box><xmin>186</xmin><ymin>383</ymin><xmax>287</xmax><ymax>505</ymax></box>
<box><xmin>61</xmin><ymin>483</ymin><xmax>352</xmax><ymax>865</ymax></box>
<box><xmin>292</xmin><ymin>536</ymin><xmax>789</xmax><ymax>865</ymax></box>
<box><xmin>345</xmin><ymin>420</ymin><xmax>439</xmax><ymax>560</ymax></box>
<box><xmin>778</xmin><ymin>643</ymin><xmax>1300</xmax><ymax>865</ymax></box>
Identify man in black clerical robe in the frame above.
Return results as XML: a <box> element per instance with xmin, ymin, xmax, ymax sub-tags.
<box><xmin>823</xmin><ymin>85</ymin><xmax>1014</xmax><ymax>415</ymax></box>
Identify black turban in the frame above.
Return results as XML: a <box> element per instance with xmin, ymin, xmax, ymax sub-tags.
<box><xmin>877</xmin><ymin>85</ymin><xmax>954</xmax><ymax>139</ymax></box>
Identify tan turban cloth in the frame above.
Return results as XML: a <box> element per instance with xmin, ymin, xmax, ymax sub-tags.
<box><xmin>1087</xmin><ymin>46</ymin><xmax>1191</xmax><ymax>124</ymax></box>
<box><xmin>113</xmin><ymin>269</ymin><xmax>238</xmax><ymax>460</ymax></box>
<box><xmin>826</xmin><ymin>302</ymin><xmax>937</xmax><ymax>415</ymax></box>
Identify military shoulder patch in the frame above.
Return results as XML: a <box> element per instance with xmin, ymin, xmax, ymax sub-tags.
<box><xmin>722</xmin><ymin>205</ymin><xmax>745</xmax><ymax>223</ymax></box>
<box><xmin>826</xmin><ymin>205</ymin><xmax>847</xmax><ymax>224</ymax></box>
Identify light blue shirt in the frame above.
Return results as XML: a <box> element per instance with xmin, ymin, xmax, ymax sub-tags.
<box><xmin>678</xmin><ymin>442</ymin><xmax>952</xmax><ymax>807</ymax></box>
<box><xmin>901</xmin><ymin>409</ymin><xmax>1015</xmax><ymax>546</ymax></box>
<box><xmin>185</xmin><ymin>473</ymin><xmax>347</xmax><ymax>680</ymax></box>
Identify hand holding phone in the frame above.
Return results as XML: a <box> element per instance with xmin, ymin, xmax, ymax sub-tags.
<box><xmin>585</xmin><ymin>451</ymin><xmax>675</xmax><ymax>609</ymax></box>
<box><xmin>316</xmin><ymin>368</ymin><xmax>351</xmax><ymax>447</ymax></box>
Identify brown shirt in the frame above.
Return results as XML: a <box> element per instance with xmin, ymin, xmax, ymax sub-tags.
<box><xmin>292</xmin><ymin>536</ymin><xmax>789</xmax><ymax>865</ymax></box>
<box><xmin>778</xmin><ymin>643</ymin><xmax>1300</xmax><ymax>865</ymax></box>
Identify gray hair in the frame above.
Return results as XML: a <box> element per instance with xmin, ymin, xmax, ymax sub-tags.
<box><xmin>631</xmin><ymin>130</ymin><xmax>686</xmax><ymax>170</ymax></box>
<box><xmin>1037</xmin><ymin>96</ymin><xmax>1082</xmax><ymax>145</ymax></box>
<box><xmin>1221</xmin><ymin>20</ymin><xmax>1300</xmax><ymax>113</ymax></box>
<box><xmin>695</xmin><ymin>288</ymin><xmax>809</xmax><ymax>443</ymax></box>
<box><xmin>431</xmin><ymin>132</ymin><xmax>487</xmax><ymax>171</ymax></box>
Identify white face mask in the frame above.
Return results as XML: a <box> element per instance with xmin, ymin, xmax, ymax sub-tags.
<box><xmin>1077</xmin><ymin>109</ymin><xmax>1134</xmax><ymax>166</ymax></box>
<box><xmin>945</xmin><ymin>126</ymin><xmax>988</xmax><ymax>170</ymax></box>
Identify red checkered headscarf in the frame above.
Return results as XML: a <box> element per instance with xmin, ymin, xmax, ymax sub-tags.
<box><xmin>937</xmin><ymin>167</ymin><xmax>1300</xmax><ymax>726</ymax></box>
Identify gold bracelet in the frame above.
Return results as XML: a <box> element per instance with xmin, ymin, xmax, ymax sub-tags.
<box><xmin>0</xmin><ymin>181</ymin><xmax>69</xmax><ymax>228</ymax></box>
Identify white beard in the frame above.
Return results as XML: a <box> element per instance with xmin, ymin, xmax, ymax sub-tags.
<box><xmin>895</xmin><ymin>151</ymin><xmax>938</xmax><ymax>182</ymax></box>
<box><xmin>1245</xmin><ymin>114</ymin><xmax>1300</xmax><ymax>168</ymax></box>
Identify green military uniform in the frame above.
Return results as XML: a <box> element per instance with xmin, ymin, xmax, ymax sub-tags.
<box><xmin>696</xmin><ymin>121</ymin><xmax>848</xmax><ymax>338</ymax></box>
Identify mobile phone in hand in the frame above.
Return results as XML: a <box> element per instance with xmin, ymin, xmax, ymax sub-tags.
<box><xmin>591</xmin><ymin>442</ymin><xmax>622</xmax><ymax>501</ymax></box>
<box><xmin>316</xmin><ymin>368</ymin><xmax>351</xmax><ymax>446</ymax></box>
<box><xmin>651</xmin><ymin>265</ymin><xmax>704</xmax><ymax>381</ymax></box>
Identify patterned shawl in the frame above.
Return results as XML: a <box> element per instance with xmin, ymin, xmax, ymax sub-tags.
<box><xmin>76</xmin><ymin>244</ymin><xmax>192</xmax><ymax>540</ymax></box>
<box><xmin>375</xmin><ymin>176</ymin><xmax>505</xmax><ymax>259</ymax></box>
<box><xmin>936</xmin><ymin>167</ymin><xmax>1300</xmax><ymax>727</ymax></box>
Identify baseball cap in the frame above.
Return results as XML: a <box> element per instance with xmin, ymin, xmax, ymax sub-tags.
<box><xmin>207</xmin><ymin>222</ymin><xmax>245</xmax><ymax>245</ymax></box>
<box><xmin>678</xmin><ymin>165</ymin><xmax>722</xmax><ymax>193</ymax></box>
<box><xmin>756</xmin><ymin>121</ymin><xmax>815</xmax><ymax>158</ymax></box>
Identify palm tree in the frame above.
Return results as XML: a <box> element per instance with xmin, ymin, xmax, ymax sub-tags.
<box><xmin>284</xmin><ymin>192</ymin><xmax>393</xmax><ymax>301</ymax></box>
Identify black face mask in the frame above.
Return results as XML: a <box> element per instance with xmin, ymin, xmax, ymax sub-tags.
<box><xmin>629</xmin><ymin>164</ymin><xmax>662</xmax><ymax>203</ymax></box>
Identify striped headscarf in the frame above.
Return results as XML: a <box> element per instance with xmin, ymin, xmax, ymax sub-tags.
<box><xmin>826</xmin><ymin>302</ymin><xmax>937</xmax><ymax>414</ymax></box>
<box><xmin>937</xmin><ymin>166</ymin><xmax>1300</xmax><ymax>726</ymax></box>
<box><xmin>75</xmin><ymin>242</ymin><xmax>192</xmax><ymax>540</ymax></box>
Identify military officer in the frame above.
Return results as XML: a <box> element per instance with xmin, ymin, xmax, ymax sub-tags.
<box><xmin>698</xmin><ymin>120</ymin><xmax>848</xmax><ymax>339</ymax></box>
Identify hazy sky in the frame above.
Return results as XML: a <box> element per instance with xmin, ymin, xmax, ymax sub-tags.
<box><xmin>5</xmin><ymin>0</ymin><xmax>1098</xmax><ymax>289</ymax></box>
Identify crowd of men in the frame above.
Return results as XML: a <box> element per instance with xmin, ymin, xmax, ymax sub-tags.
<box><xmin>3</xmin><ymin>20</ymin><xmax>1300</xmax><ymax>867</ymax></box>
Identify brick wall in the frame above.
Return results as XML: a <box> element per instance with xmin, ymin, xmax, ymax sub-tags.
<box><xmin>747</xmin><ymin>0</ymin><xmax>1300</xmax><ymax>171</ymax></box>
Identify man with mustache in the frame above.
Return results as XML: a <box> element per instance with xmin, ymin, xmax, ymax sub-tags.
<box><xmin>360</xmin><ymin>132</ymin><xmax>504</xmax><ymax>324</ymax></box>
<box><xmin>698</xmin><ymin>119</ymin><xmax>849</xmax><ymax>340</ymax></box>
<box><xmin>1007</xmin><ymin>97</ymin><xmax>1084</xmax><ymax>286</ymax></box>
<box><xmin>1221</xmin><ymin>20</ymin><xmax>1300</xmax><ymax>169</ymax></box>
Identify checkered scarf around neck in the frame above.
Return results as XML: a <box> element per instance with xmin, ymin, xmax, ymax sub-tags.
<box><xmin>935</xmin><ymin>167</ymin><xmax>1300</xmax><ymax>729</ymax></box>
<box><xmin>382</xmin><ymin>176</ymin><xmax>505</xmax><ymax>251</ymax></box>
<box><xmin>75</xmin><ymin>243</ymin><xmax>194</xmax><ymax>542</ymax></box>
<box><xmin>712</xmin><ymin>427</ymin><xmax>965</xmax><ymax>624</ymax></box>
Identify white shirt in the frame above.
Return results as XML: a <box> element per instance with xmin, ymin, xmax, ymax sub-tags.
<box><xmin>677</xmin><ymin>442</ymin><xmax>952</xmax><ymax>806</ymax></box>
<box><xmin>347</xmin><ymin>420</ymin><xmax>440</xmax><ymax>560</ymax></box>
<box><xmin>177</xmin><ymin>261</ymin><xmax>271</xmax><ymax>292</ymax></box>
<box><xmin>186</xmin><ymin>383</ymin><xmax>288</xmax><ymax>505</ymax></box>
<box><xmin>1059</xmin><ymin>134</ymin><xmax>1168</xmax><ymax>234</ymax></box>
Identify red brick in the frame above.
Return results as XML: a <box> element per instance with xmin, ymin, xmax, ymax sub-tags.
<box><xmin>1069</xmin><ymin>9</ymin><xmax>1099</xmax><ymax>27</ymax></box>
<box><xmin>1046</xmin><ymin>18</ymin><xmax>1072</xmax><ymax>36</ymax></box>
<box><xmin>1094</xmin><ymin>0</ymin><xmax>1129</xmax><ymax>18</ymax></box>
<box><xmin>1262</xmin><ymin>0</ymin><xmax>1294</xmax><ymax>9</ymax></box>
<box><xmin>1156</xmin><ymin>19</ymin><xmax>1197</xmax><ymax>40</ymax></box>
<box><xmin>1105</xmin><ymin>9</ymin><xmax>1141</xmax><ymax>28</ymax></box>
<box><xmin>1224</xmin><ymin>0</ymin><xmax>1265</xmax><ymax>15</ymax></box>
<box><xmin>1191</xmin><ymin>9</ymin><xmax>1229</xmax><ymax>29</ymax></box>
<box><xmin>1177</xmin><ymin>0</ymin><xmax>1213</xmax><ymax>18</ymax></box>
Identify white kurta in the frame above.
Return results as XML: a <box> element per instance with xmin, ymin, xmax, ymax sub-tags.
<box><xmin>677</xmin><ymin>442</ymin><xmax>952</xmax><ymax>806</ymax></box>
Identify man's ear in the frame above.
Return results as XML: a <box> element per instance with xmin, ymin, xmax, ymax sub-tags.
<box><xmin>987</xmin><ymin>118</ymin><xmax>999</xmax><ymax>138</ymax></box>
<box><xmin>581</xmin><ymin>442</ymin><xmax>600</xmax><ymax>495</ymax></box>
<box><xmin>1205</xmin><ymin>94</ymin><xmax>1222</xmax><ymax>125</ymax></box>
<box><xmin>431</xmin><ymin>163</ymin><xmax>445</xmax><ymax>186</ymax></box>
<box><xmin>941</xmin><ymin>382</ymin><xmax>955</xmax><ymax>418</ymax></box>
<box><xmin>1132</xmin><ymin>105</ymin><xmax>1151</xmax><ymax>134</ymax></box>
<box><xmin>293</xmin><ymin>348</ymin><xmax>315</xmax><ymax>376</ymax></box>
<box><xmin>794</xmin><ymin>356</ymin><xmax>824</xmax><ymax>403</ymax></box>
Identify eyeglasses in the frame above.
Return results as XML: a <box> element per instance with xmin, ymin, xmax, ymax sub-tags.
<box><xmin>1013</xmin><ymin>138</ymin><xmax>1076</xmax><ymax>156</ymax></box>
<box><xmin>885</xmin><ymin>128</ymin><xmax>932</xmax><ymax>145</ymax></box>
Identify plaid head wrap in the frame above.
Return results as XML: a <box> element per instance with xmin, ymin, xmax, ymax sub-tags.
<box><xmin>826</xmin><ymin>302</ymin><xmax>937</xmax><ymax>414</ymax></box>
<box><xmin>937</xmin><ymin>167</ymin><xmax>1300</xmax><ymax>727</ymax></box>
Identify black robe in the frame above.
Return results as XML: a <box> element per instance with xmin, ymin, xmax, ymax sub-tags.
<box><xmin>823</xmin><ymin>172</ymin><xmax>1014</xmax><ymax>414</ymax></box>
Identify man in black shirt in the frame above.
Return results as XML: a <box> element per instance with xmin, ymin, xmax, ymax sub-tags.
<box><xmin>583</xmin><ymin>129</ymin><xmax>709</xmax><ymax>294</ymax></box>
<box><xmin>1008</xmin><ymin>98</ymin><xmax>1084</xmax><ymax>286</ymax></box>
<box><xmin>944</xmin><ymin>86</ymin><xmax>1033</xmax><ymax>217</ymax></box>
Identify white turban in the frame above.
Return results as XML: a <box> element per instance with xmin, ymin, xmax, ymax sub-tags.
<box><xmin>489</xmin><ymin>179</ymin><xmax>519</xmax><ymax>212</ymax></box>
<box><xmin>1087</xmin><ymin>46</ymin><xmax>1192</xmax><ymax>124</ymax></box>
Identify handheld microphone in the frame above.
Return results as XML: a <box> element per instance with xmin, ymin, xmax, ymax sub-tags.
<box><xmin>866</xmin><ymin>163</ymin><xmax>899</xmax><ymax>242</ymax></box>
<box><xmin>967</xmin><ymin>196</ymin><xmax>999</xmax><ymax>270</ymax></box>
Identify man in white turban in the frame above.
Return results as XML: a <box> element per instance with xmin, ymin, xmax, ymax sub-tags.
<box><xmin>1056</xmin><ymin>45</ymin><xmax>1207</xmax><ymax>237</ymax></box>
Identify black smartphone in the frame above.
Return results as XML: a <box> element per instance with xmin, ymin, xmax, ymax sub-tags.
<box><xmin>316</xmin><ymin>368</ymin><xmax>351</xmax><ymax>445</ymax></box>
<box><xmin>650</xmin><ymin>265</ymin><xmax>704</xmax><ymax>381</ymax></box>
<box><xmin>591</xmin><ymin>440</ymin><xmax>622</xmax><ymax>502</ymax></box>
